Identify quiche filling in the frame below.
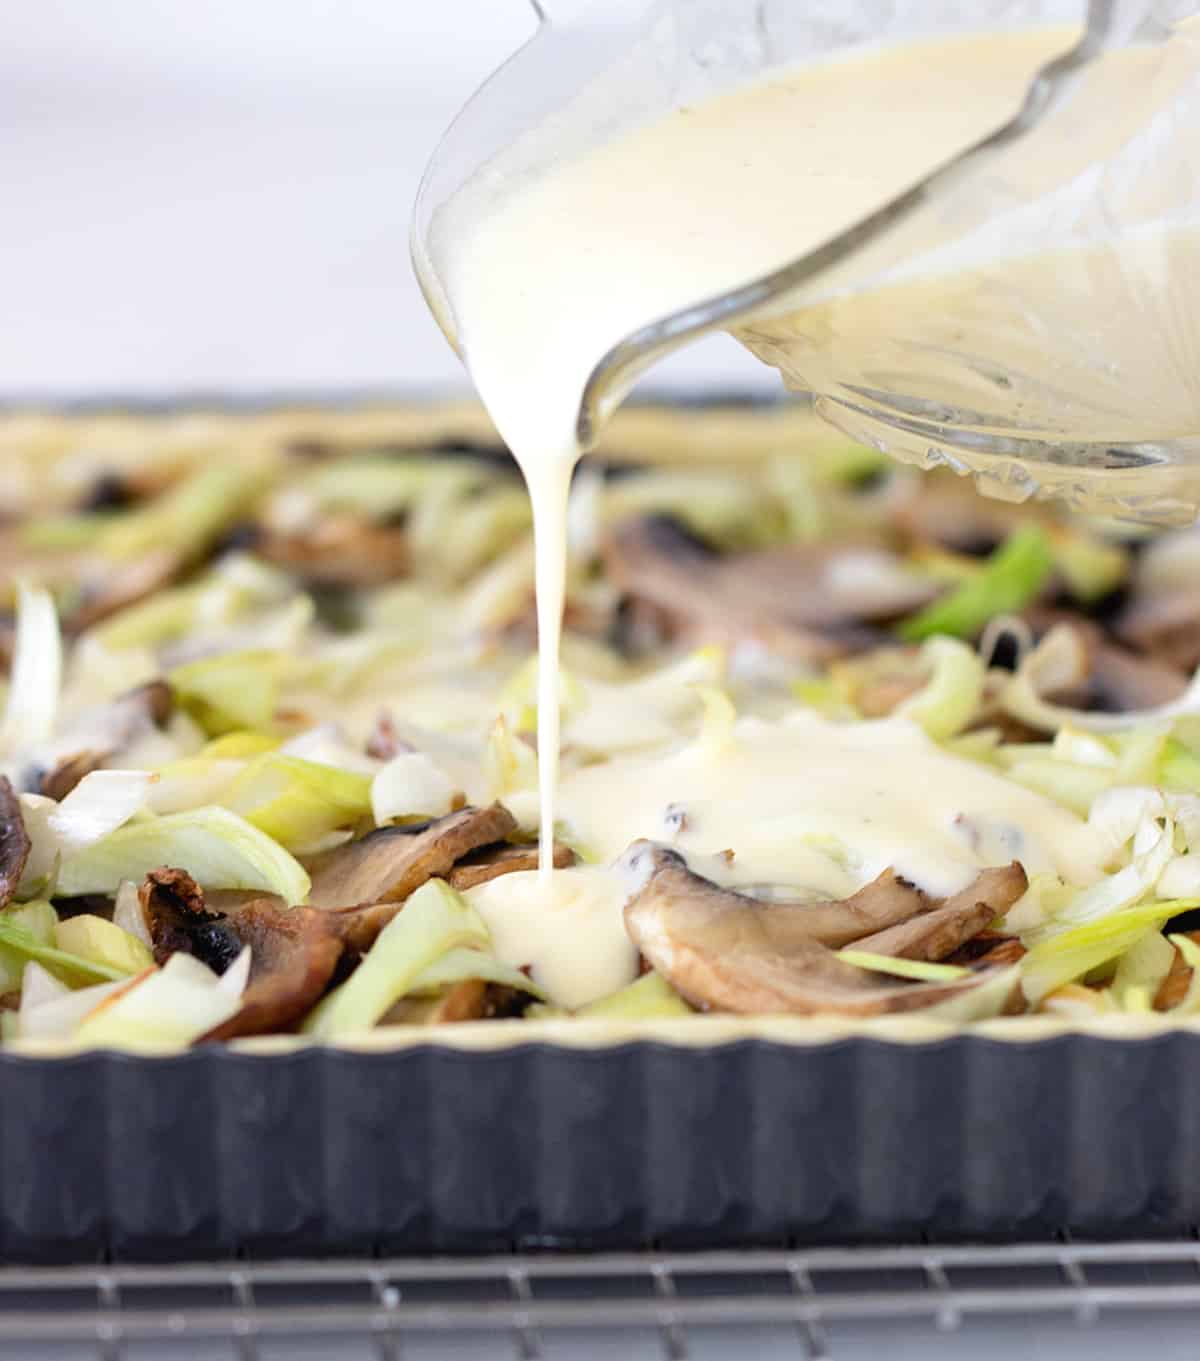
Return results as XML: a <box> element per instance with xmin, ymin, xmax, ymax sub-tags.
<box><xmin>2</xmin><ymin>403</ymin><xmax>1200</xmax><ymax>1046</ymax></box>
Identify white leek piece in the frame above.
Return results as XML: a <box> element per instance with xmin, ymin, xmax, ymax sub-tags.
<box><xmin>55</xmin><ymin>806</ymin><xmax>311</xmax><ymax>904</ymax></box>
<box><xmin>0</xmin><ymin>582</ymin><xmax>62</xmax><ymax>754</ymax></box>
<box><xmin>303</xmin><ymin>879</ymin><xmax>489</xmax><ymax>1038</ymax></box>
<box><xmin>74</xmin><ymin>953</ymin><xmax>241</xmax><ymax>1048</ymax></box>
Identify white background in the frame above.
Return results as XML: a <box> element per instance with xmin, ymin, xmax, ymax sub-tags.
<box><xmin>0</xmin><ymin>3</ymin><xmax>1189</xmax><ymax>1356</ymax></box>
<box><xmin>0</xmin><ymin>0</ymin><xmax>761</xmax><ymax>397</ymax></box>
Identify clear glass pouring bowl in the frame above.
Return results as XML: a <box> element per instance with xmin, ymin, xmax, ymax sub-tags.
<box><xmin>414</xmin><ymin>0</ymin><xmax>1200</xmax><ymax>522</ymax></box>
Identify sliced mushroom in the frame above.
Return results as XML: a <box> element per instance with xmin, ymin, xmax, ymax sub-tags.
<box><xmin>946</xmin><ymin>930</ymin><xmax>1028</xmax><ymax>971</ymax></box>
<box><xmin>629</xmin><ymin>860</ymin><xmax>932</xmax><ymax>952</ymax></box>
<box><xmin>448</xmin><ymin>839</ymin><xmax>576</xmax><ymax>891</ymax></box>
<box><xmin>30</xmin><ymin>680</ymin><xmax>173</xmax><ymax>799</ymax></box>
<box><xmin>381</xmin><ymin>981</ymin><xmax>527</xmax><ymax>1025</ymax></box>
<box><xmin>619</xmin><ymin>843</ymin><xmax>991</xmax><ymax>1017</ymax></box>
<box><xmin>1089</xmin><ymin>643</ymin><xmax>1188</xmax><ymax>713</ymax></box>
<box><xmin>307</xmin><ymin>804</ymin><xmax>517</xmax><ymax>954</ymax></box>
<box><xmin>602</xmin><ymin>515</ymin><xmax>892</xmax><ymax>662</ymax></box>
<box><xmin>890</xmin><ymin>471</ymin><xmax>1029</xmax><ymax>556</ymax></box>
<box><xmin>1018</xmin><ymin>614</ymin><xmax>1188</xmax><ymax>714</ymax></box>
<box><xmin>70</xmin><ymin>550</ymin><xmax>183</xmax><ymax>635</ymax></box>
<box><xmin>0</xmin><ymin>777</ymin><xmax>31</xmax><ymax>909</ymax></box>
<box><xmin>1114</xmin><ymin>592</ymin><xmax>1200</xmax><ymax>675</ymax></box>
<box><xmin>851</xmin><ymin>864</ymin><xmax>1027</xmax><ymax>961</ymax></box>
<box><xmin>257</xmin><ymin>514</ymin><xmax>409</xmax><ymax>588</ymax></box>
<box><xmin>1154</xmin><ymin>932</ymin><xmax>1200</xmax><ymax>1011</ymax></box>
<box><xmin>365</xmin><ymin>710</ymin><xmax>408</xmax><ymax>762</ymax></box>
<box><xmin>719</xmin><ymin>542</ymin><xmax>940</xmax><ymax>626</ymax></box>
<box><xmin>140</xmin><ymin>867</ymin><xmax>343</xmax><ymax>1039</ymax></box>
<box><xmin>142</xmin><ymin>867</ymin><xmax>240</xmax><ymax>970</ymax></box>
<box><xmin>39</xmin><ymin>751</ymin><xmax>107</xmax><ymax>804</ymax></box>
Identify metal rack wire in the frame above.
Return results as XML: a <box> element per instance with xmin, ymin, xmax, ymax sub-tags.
<box><xmin>2</xmin><ymin>1240</ymin><xmax>1200</xmax><ymax>1359</ymax></box>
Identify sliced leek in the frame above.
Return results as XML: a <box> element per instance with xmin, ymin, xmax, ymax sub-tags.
<box><xmin>55</xmin><ymin>806</ymin><xmax>311</xmax><ymax>905</ymax></box>
<box><xmin>303</xmin><ymin>879</ymin><xmax>490</xmax><ymax>1038</ymax></box>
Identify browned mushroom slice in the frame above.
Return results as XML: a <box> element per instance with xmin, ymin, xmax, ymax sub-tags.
<box><xmin>890</xmin><ymin>470</ymin><xmax>1029</xmax><ymax>556</ymax></box>
<box><xmin>448</xmin><ymin>839</ymin><xmax>576</xmax><ymax>891</ymax></box>
<box><xmin>1018</xmin><ymin>615</ymin><xmax>1188</xmax><ymax>715</ymax></box>
<box><xmin>1089</xmin><ymin>643</ymin><xmax>1188</xmax><ymax>712</ymax></box>
<box><xmin>601</xmin><ymin>516</ymin><xmax>882</xmax><ymax>662</ymax></box>
<box><xmin>718</xmin><ymin>542</ymin><xmax>940</xmax><ymax>626</ymax></box>
<box><xmin>365</xmin><ymin>710</ymin><xmax>407</xmax><ymax>762</ymax></box>
<box><xmin>0</xmin><ymin>777</ymin><xmax>31</xmax><ymax>909</ymax></box>
<box><xmin>381</xmin><ymin>981</ymin><xmax>527</xmax><ymax>1025</ymax></box>
<box><xmin>851</xmin><ymin>864</ymin><xmax>1027</xmax><ymax>962</ymax></box>
<box><xmin>632</xmin><ymin>862</ymin><xmax>930</xmax><ymax>952</ymax></box>
<box><xmin>204</xmin><ymin>901</ymin><xmax>344</xmax><ymax>1042</ymax></box>
<box><xmin>141</xmin><ymin>867</ymin><xmax>228</xmax><ymax>966</ymax></box>
<box><xmin>1114</xmin><ymin>592</ymin><xmax>1200</xmax><ymax>675</ymax></box>
<box><xmin>257</xmin><ymin>513</ymin><xmax>409</xmax><ymax>588</ymax></box>
<box><xmin>140</xmin><ymin>868</ymin><xmax>343</xmax><ymax>1040</ymax></box>
<box><xmin>620</xmin><ymin>843</ymin><xmax>984</xmax><ymax>1017</ymax></box>
<box><xmin>70</xmin><ymin>550</ymin><xmax>183</xmax><ymax>634</ymax></box>
<box><xmin>946</xmin><ymin>930</ymin><xmax>1028</xmax><ymax>971</ymax></box>
<box><xmin>1154</xmin><ymin>932</ymin><xmax>1200</xmax><ymax>1011</ymax></box>
<box><xmin>307</xmin><ymin>804</ymin><xmax>517</xmax><ymax>954</ymax></box>
<box><xmin>33</xmin><ymin>680</ymin><xmax>173</xmax><ymax>799</ymax></box>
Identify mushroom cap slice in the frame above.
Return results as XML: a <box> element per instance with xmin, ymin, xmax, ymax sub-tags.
<box><xmin>306</xmin><ymin>804</ymin><xmax>517</xmax><ymax>954</ymax></box>
<box><xmin>601</xmin><ymin>516</ymin><xmax>877</xmax><ymax>662</ymax></box>
<box><xmin>620</xmin><ymin>842</ymin><xmax>1000</xmax><ymax>1017</ymax></box>
<box><xmin>1155</xmin><ymin>932</ymin><xmax>1200</xmax><ymax>1011</ymax></box>
<box><xmin>740</xmin><ymin>869</ymin><xmax>932</xmax><ymax>950</ymax></box>
<box><xmin>447</xmin><ymin>839</ymin><xmax>575</xmax><ymax>891</ymax></box>
<box><xmin>851</xmin><ymin>864</ymin><xmax>1027</xmax><ymax>962</ymax></box>
<box><xmin>140</xmin><ymin>867</ymin><xmax>342</xmax><ymax>1040</ymax></box>
<box><xmin>31</xmin><ymin>680</ymin><xmax>173</xmax><ymax>799</ymax></box>
<box><xmin>258</xmin><ymin>514</ymin><xmax>410</xmax><ymax>588</ymax></box>
<box><xmin>0</xmin><ymin>777</ymin><xmax>31</xmax><ymax>909</ymax></box>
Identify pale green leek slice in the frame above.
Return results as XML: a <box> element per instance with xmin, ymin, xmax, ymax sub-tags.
<box><xmin>303</xmin><ymin>879</ymin><xmax>490</xmax><ymax>1038</ymax></box>
<box><xmin>1002</xmin><ymin>757</ymin><xmax>1114</xmax><ymax>817</ymax></box>
<box><xmin>1110</xmin><ymin>929</ymin><xmax>1176</xmax><ymax>1012</ymax></box>
<box><xmin>0</xmin><ymin>912</ymin><xmax>130</xmax><ymax>987</ymax></box>
<box><xmin>220</xmin><ymin>754</ymin><xmax>372</xmax><ymax>851</ymax></box>
<box><xmin>918</xmin><ymin>964</ymin><xmax>1022</xmax><ymax>1023</ymax></box>
<box><xmin>1049</xmin><ymin>527</ymin><xmax>1129</xmax><ymax>604</ymax></box>
<box><xmin>169</xmin><ymin>649</ymin><xmax>281</xmax><ymax>736</ymax></box>
<box><xmin>73</xmin><ymin>953</ymin><xmax>240</xmax><ymax>1049</ymax></box>
<box><xmin>1019</xmin><ymin>902</ymin><xmax>1192</xmax><ymax>1006</ymax></box>
<box><xmin>98</xmin><ymin>465</ymin><xmax>256</xmax><ymax>562</ymax></box>
<box><xmin>300</xmin><ymin>456</ymin><xmax>491</xmax><ymax>521</ymax></box>
<box><xmin>835</xmin><ymin>950</ymin><xmax>972</xmax><ymax>983</ymax></box>
<box><xmin>93</xmin><ymin>582</ymin><xmax>204</xmax><ymax>651</ymax></box>
<box><xmin>482</xmin><ymin>716</ymin><xmax>538</xmax><ymax>801</ymax></box>
<box><xmin>55</xmin><ymin>915</ymin><xmax>154</xmax><ymax>978</ymax></box>
<box><xmin>574</xmin><ymin>971</ymin><xmax>693</xmax><ymax>1019</ymax></box>
<box><xmin>0</xmin><ymin>901</ymin><xmax>58</xmax><ymax>992</ymax></box>
<box><xmin>55</xmin><ymin>806</ymin><xmax>311</xmax><ymax>904</ymax></box>
<box><xmin>898</xmin><ymin>525</ymin><xmax>1052</xmax><ymax>642</ymax></box>
<box><xmin>895</xmin><ymin>637</ymin><xmax>984</xmax><ymax>740</ymax></box>
<box><xmin>1161</xmin><ymin>739</ymin><xmax>1200</xmax><ymax>794</ymax></box>
<box><xmin>408</xmin><ymin>946</ymin><xmax>546</xmax><ymax>1000</ymax></box>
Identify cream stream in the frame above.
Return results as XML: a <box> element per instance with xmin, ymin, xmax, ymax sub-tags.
<box><xmin>425</xmin><ymin>24</ymin><xmax>1192</xmax><ymax>906</ymax></box>
<box><xmin>429</xmin><ymin>26</ymin><xmax>1077</xmax><ymax>886</ymax></box>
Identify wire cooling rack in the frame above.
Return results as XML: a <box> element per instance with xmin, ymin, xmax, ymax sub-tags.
<box><xmin>3</xmin><ymin>1241</ymin><xmax>1200</xmax><ymax>1360</ymax></box>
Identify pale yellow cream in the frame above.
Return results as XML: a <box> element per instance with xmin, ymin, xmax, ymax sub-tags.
<box><xmin>425</xmin><ymin>21</ymin><xmax>1196</xmax><ymax>957</ymax></box>
<box><xmin>468</xmin><ymin>713</ymin><xmax>1107</xmax><ymax>1008</ymax></box>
